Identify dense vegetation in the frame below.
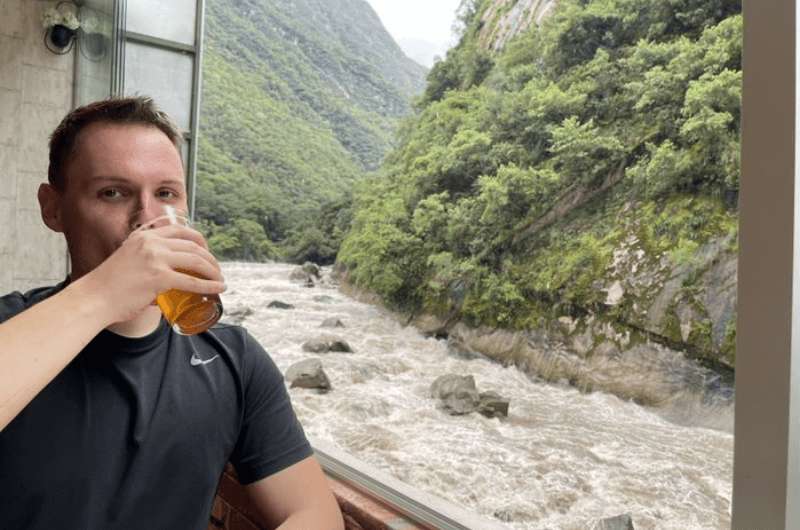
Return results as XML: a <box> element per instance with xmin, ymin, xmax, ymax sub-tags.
<box><xmin>339</xmin><ymin>0</ymin><xmax>741</xmax><ymax>332</ymax></box>
<box><xmin>196</xmin><ymin>0</ymin><xmax>426</xmax><ymax>263</ymax></box>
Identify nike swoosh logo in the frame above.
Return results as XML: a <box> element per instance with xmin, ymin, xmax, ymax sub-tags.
<box><xmin>190</xmin><ymin>354</ymin><xmax>219</xmax><ymax>366</ymax></box>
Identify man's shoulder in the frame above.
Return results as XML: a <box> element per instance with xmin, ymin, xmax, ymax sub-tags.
<box><xmin>200</xmin><ymin>322</ymin><xmax>278</xmax><ymax>378</ymax></box>
<box><xmin>205</xmin><ymin>321</ymin><xmax>251</xmax><ymax>348</ymax></box>
<box><xmin>199</xmin><ymin>322</ymin><xmax>271</xmax><ymax>362</ymax></box>
<box><xmin>0</xmin><ymin>281</ymin><xmax>67</xmax><ymax>323</ymax></box>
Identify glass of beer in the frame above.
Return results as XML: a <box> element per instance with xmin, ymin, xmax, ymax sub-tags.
<box><xmin>135</xmin><ymin>205</ymin><xmax>223</xmax><ymax>335</ymax></box>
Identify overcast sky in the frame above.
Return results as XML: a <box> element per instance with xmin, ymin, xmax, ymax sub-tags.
<box><xmin>365</xmin><ymin>0</ymin><xmax>462</xmax><ymax>67</ymax></box>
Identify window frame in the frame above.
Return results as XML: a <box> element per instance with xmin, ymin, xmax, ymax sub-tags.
<box><xmin>117</xmin><ymin>0</ymin><xmax>205</xmax><ymax>217</ymax></box>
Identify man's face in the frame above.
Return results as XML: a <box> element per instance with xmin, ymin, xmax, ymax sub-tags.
<box><xmin>48</xmin><ymin>122</ymin><xmax>187</xmax><ymax>280</ymax></box>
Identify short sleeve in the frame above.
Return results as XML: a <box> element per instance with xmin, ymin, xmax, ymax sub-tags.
<box><xmin>0</xmin><ymin>292</ymin><xmax>28</xmax><ymax>325</ymax></box>
<box><xmin>0</xmin><ymin>281</ymin><xmax>67</xmax><ymax>325</ymax></box>
<box><xmin>229</xmin><ymin>331</ymin><xmax>313</xmax><ymax>485</ymax></box>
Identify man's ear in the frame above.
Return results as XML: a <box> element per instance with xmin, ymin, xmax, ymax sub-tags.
<box><xmin>38</xmin><ymin>183</ymin><xmax>64</xmax><ymax>233</ymax></box>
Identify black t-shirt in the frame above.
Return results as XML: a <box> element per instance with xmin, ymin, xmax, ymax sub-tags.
<box><xmin>0</xmin><ymin>281</ymin><xmax>312</xmax><ymax>530</ymax></box>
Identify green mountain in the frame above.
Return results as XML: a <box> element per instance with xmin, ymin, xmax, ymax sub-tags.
<box><xmin>339</xmin><ymin>0</ymin><xmax>741</xmax><ymax>374</ymax></box>
<box><xmin>196</xmin><ymin>0</ymin><xmax>426</xmax><ymax>261</ymax></box>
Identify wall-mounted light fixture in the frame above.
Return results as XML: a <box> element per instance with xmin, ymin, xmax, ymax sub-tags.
<box><xmin>42</xmin><ymin>1</ymin><xmax>109</xmax><ymax>61</ymax></box>
<box><xmin>42</xmin><ymin>2</ymin><xmax>79</xmax><ymax>54</ymax></box>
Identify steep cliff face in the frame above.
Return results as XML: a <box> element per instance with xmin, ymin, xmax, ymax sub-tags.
<box><xmin>464</xmin><ymin>0</ymin><xmax>739</xmax><ymax>374</ymax></box>
<box><xmin>339</xmin><ymin>0</ymin><xmax>742</xmax><ymax>396</ymax></box>
<box><xmin>478</xmin><ymin>0</ymin><xmax>558</xmax><ymax>51</ymax></box>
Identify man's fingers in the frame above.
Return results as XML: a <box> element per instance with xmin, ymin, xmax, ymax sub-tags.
<box><xmin>147</xmin><ymin>223</ymin><xmax>210</xmax><ymax>250</ymax></box>
<box><xmin>167</xmin><ymin>268</ymin><xmax>227</xmax><ymax>295</ymax></box>
<box><xmin>166</xmin><ymin>252</ymin><xmax>226</xmax><ymax>285</ymax></box>
<box><xmin>163</xmin><ymin>239</ymin><xmax>222</xmax><ymax>274</ymax></box>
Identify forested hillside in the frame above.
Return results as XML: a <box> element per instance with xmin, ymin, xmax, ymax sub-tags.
<box><xmin>196</xmin><ymin>0</ymin><xmax>426</xmax><ymax>262</ymax></box>
<box><xmin>339</xmin><ymin>0</ymin><xmax>742</xmax><ymax>371</ymax></box>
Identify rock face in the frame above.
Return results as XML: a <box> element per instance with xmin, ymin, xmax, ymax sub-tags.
<box><xmin>285</xmin><ymin>359</ymin><xmax>331</xmax><ymax>392</ymax></box>
<box><xmin>302</xmin><ymin>336</ymin><xmax>354</xmax><ymax>353</ymax></box>
<box><xmin>349</xmin><ymin>213</ymin><xmax>737</xmax><ymax>408</ymax></box>
<box><xmin>479</xmin><ymin>0</ymin><xmax>558</xmax><ymax>51</ymax></box>
<box><xmin>598</xmin><ymin>230</ymin><xmax>738</xmax><ymax>368</ymax></box>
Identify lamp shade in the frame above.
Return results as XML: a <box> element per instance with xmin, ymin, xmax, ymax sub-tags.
<box><xmin>49</xmin><ymin>24</ymin><xmax>75</xmax><ymax>49</ymax></box>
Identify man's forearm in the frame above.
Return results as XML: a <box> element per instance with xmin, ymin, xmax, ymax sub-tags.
<box><xmin>275</xmin><ymin>506</ymin><xmax>345</xmax><ymax>530</ymax></box>
<box><xmin>0</xmin><ymin>279</ymin><xmax>110</xmax><ymax>431</ymax></box>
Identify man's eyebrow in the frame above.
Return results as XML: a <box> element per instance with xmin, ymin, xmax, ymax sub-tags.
<box><xmin>88</xmin><ymin>176</ymin><xmax>185</xmax><ymax>187</ymax></box>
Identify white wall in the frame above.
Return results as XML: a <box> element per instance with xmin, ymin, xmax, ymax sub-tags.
<box><xmin>0</xmin><ymin>0</ymin><xmax>72</xmax><ymax>294</ymax></box>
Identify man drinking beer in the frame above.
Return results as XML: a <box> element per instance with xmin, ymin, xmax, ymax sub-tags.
<box><xmin>0</xmin><ymin>97</ymin><xmax>344</xmax><ymax>530</ymax></box>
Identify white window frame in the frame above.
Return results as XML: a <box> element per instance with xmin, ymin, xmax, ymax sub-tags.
<box><xmin>116</xmin><ymin>0</ymin><xmax>205</xmax><ymax>216</ymax></box>
<box><xmin>733</xmin><ymin>1</ymin><xmax>800</xmax><ymax>527</ymax></box>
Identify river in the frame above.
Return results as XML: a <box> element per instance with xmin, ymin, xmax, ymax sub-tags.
<box><xmin>221</xmin><ymin>261</ymin><xmax>733</xmax><ymax>530</ymax></box>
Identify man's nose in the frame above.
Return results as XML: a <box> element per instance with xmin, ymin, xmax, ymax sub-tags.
<box><xmin>129</xmin><ymin>199</ymin><xmax>164</xmax><ymax>231</ymax></box>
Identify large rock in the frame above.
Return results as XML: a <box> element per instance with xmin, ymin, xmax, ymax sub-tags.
<box><xmin>313</xmin><ymin>295</ymin><xmax>336</xmax><ymax>304</ymax></box>
<box><xmin>285</xmin><ymin>359</ymin><xmax>331</xmax><ymax>392</ymax></box>
<box><xmin>222</xmin><ymin>306</ymin><xmax>253</xmax><ymax>326</ymax></box>
<box><xmin>320</xmin><ymin>318</ymin><xmax>345</xmax><ymax>328</ymax></box>
<box><xmin>478</xmin><ymin>391</ymin><xmax>510</xmax><ymax>418</ymax></box>
<box><xmin>268</xmin><ymin>300</ymin><xmax>294</xmax><ymax>310</ymax></box>
<box><xmin>302</xmin><ymin>336</ymin><xmax>354</xmax><ymax>353</ymax></box>
<box><xmin>430</xmin><ymin>374</ymin><xmax>480</xmax><ymax>415</ymax></box>
<box><xmin>589</xmin><ymin>513</ymin><xmax>635</xmax><ymax>530</ymax></box>
<box><xmin>302</xmin><ymin>261</ymin><xmax>321</xmax><ymax>278</ymax></box>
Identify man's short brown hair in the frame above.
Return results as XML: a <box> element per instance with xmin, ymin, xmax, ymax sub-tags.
<box><xmin>48</xmin><ymin>96</ymin><xmax>183</xmax><ymax>191</ymax></box>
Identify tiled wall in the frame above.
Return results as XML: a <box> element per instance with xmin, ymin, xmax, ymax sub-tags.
<box><xmin>0</xmin><ymin>0</ymin><xmax>72</xmax><ymax>295</ymax></box>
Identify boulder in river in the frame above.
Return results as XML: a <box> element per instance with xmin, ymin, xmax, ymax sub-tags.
<box><xmin>320</xmin><ymin>318</ymin><xmax>345</xmax><ymax>328</ymax></box>
<box><xmin>302</xmin><ymin>261</ymin><xmax>321</xmax><ymax>278</ymax></box>
<box><xmin>478</xmin><ymin>391</ymin><xmax>510</xmax><ymax>418</ymax></box>
<box><xmin>289</xmin><ymin>267</ymin><xmax>309</xmax><ymax>281</ymax></box>
<box><xmin>302</xmin><ymin>336</ymin><xmax>354</xmax><ymax>353</ymax></box>
<box><xmin>285</xmin><ymin>359</ymin><xmax>331</xmax><ymax>392</ymax></box>
<box><xmin>268</xmin><ymin>300</ymin><xmax>294</xmax><ymax>310</ymax></box>
<box><xmin>430</xmin><ymin>374</ymin><xmax>480</xmax><ymax>415</ymax></box>
<box><xmin>222</xmin><ymin>306</ymin><xmax>253</xmax><ymax>326</ymax></box>
<box><xmin>590</xmin><ymin>513</ymin><xmax>635</xmax><ymax>530</ymax></box>
<box><xmin>313</xmin><ymin>295</ymin><xmax>336</xmax><ymax>304</ymax></box>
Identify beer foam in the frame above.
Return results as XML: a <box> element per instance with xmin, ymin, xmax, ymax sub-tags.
<box><xmin>164</xmin><ymin>204</ymin><xmax>177</xmax><ymax>225</ymax></box>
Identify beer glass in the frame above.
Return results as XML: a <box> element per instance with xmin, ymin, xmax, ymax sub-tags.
<box><xmin>135</xmin><ymin>206</ymin><xmax>223</xmax><ymax>335</ymax></box>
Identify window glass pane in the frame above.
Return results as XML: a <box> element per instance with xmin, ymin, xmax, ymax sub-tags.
<box><xmin>126</xmin><ymin>0</ymin><xmax>196</xmax><ymax>46</ymax></box>
<box><xmin>74</xmin><ymin>1</ymin><xmax>114</xmax><ymax>105</ymax></box>
<box><xmin>197</xmin><ymin>0</ymin><xmax>740</xmax><ymax>527</ymax></box>
<box><xmin>124</xmin><ymin>42</ymin><xmax>194</xmax><ymax>131</ymax></box>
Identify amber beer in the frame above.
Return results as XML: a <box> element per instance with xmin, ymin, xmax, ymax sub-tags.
<box><xmin>156</xmin><ymin>270</ymin><xmax>222</xmax><ymax>335</ymax></box>
<box><xmin>138</xmin><ymin>206</ymin><xmax>223</xmax><ymax>335</ymax></box>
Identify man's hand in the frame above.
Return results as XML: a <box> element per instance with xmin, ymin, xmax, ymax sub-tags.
<box><xmin>75</xmin><ymin>224</ymin><xmax>227</xmax><ymax>326</ymax></box>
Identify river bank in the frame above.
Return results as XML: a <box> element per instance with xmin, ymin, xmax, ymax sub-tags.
<box><xmin>336</xmin><ymin>265</ymin><xmax>734</xmax><ymax>433</ymax></box>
